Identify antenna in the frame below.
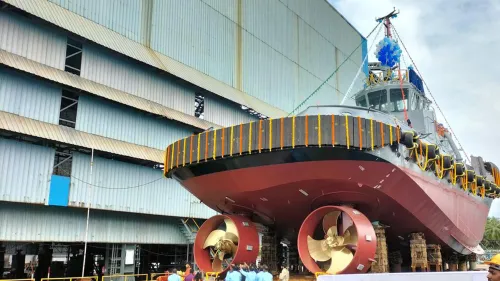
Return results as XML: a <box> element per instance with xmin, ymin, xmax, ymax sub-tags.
<box><xmin>376</xmin><ymin>8</ymin><xmax>400</xmax><ymax>38</ymax></box>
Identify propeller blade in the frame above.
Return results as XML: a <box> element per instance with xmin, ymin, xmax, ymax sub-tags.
<box><xmin>322</xmin><ymin>211</ymin><xmax>341</xmax><ymax>235</ymax></box>
<box><xmin>307</xmin><ymin>236</ymin><xmax>331</xmax><ymax>262</ymax></box>
<box><xmin>228</xmin><ymin>240</ymin><xmax>238</xmax><ymax>256</ymax></box>
<box><xmin>326</xmin><ymin>226</ymin><xmax>338</xmax><ymax>238</ymax></box>
<box><xmin>326</xmin><ymin>247</ymin><xmax>353</xmax><ymax>274</ymax></box>
<box><xmin>224</xmin><ymin>219</ymin><xmax>239</xmax><ymax>240</ymax></box>
<box><xmin>224</xmin><ymin>232</ymin><xmax>239</xmax><ymax>244</ymax></box>
<box><xmin>212</xmin><ymin>255</ymin><xmax>223</xmax><ymax>272</ymax></box>
<box><xmin>342</xmin><ymin>225</ymin><xmax>358</xmax><ymax>246</ymax></box>
<box><xmin>203</xmin><ymin>229</ymin><xmax>225</xmax><ymax>249</ymax></box>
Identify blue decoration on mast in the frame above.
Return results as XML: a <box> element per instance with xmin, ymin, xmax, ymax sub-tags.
<box><xmin>374</xmin><ymin>37</ymin><xmax>402</xmax><ymax>68</ymax></box>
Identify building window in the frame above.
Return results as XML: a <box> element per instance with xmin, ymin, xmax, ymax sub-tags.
<box><xmin>53</xmin><ymin>148</ymin><xmax>73</xmax><ymax>177</ymax></box>
<box><xmin>59</xmin><ymin>90</ymin><xmax>79</xmax><ymax>128</ymax></box>
<box><xmin>65</xmin><ymin>38</ymin><xmax>83</xmax><ymax>76</ymax></box>
<box><xmin>195</xmin><ymin>94</ymin><xmax>204</xmax><ymax>119</ymax></box>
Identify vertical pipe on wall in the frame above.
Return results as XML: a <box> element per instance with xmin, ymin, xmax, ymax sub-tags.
<box><xmin>235</xmin><ymin>0</ymin><xmax>243</xmax><ymax>90</ymax></box>
<box><xmin>141</xmin><ymin>0</ymin><xmax>153</xmax><ymax>47</ymax></box>
<box><xmin>82</xmin><ymin>148</ymin><xmax>94</xmax><ymax>277</ymax></box>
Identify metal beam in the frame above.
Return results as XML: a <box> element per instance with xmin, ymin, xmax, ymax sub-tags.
<box><xmin>60</xmin><ymin>101</ymin><xmax>78</xmax><ymax>113</ymax></box>
<box><xmin>53</xmin><ymin>154</ymin><xmax>72</xmax><ymax>169</ymax></box>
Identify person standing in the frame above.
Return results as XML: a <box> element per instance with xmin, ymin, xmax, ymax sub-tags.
<box><xmin>168</xmin><ymin>269</ymin><xmax>181</xmax><ymax>281</ymax></box>
<box><xmin>184</xmin><ymin>270</ymin><xmax>194</xmax><ymax>281</ymax></box>
<box><xmin>239</xmin><ymin>263</ymin><xmax>256</xmax><ymax>281</ymax></box>
<box><xmin>225</xmin><ymin>264</ymin><xmax>242</xmax><ymax>281</ymax></box>
<box><xmin>278</xmin><ymin>265</ymin><xmax>289</xmax><ymax>281</ymax></box>
<box><xmin>485</xmin><ymin>254</ymin><xmax>500</xmax><ymax>281</ymax></box>
<box><xmin>257</xmin><ymin>265</ymin><xmax>272</xmax><ymax>281</ymax></box>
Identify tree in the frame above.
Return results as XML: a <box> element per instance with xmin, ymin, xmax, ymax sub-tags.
<box><xmin>482</xmin><ymin>217</ymin><xmax>500</xmax><ymax>249</ymax></box>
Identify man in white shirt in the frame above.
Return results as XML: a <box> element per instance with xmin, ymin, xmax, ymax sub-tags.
<box><xmin>278</xmin><ymin>265</ymin><xmax>289</xmax><ymax>281</ymax></box>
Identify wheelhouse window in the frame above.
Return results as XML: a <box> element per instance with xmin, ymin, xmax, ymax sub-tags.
<box><xmin>411</xmin><ymin>92</ymin><xmax>419</xmax><ymax>110</ymax></box>
<box><xmin>389</xmin><ymin>88</ymin><xmax>409</xmax><ymax>112</ymax></box>
<box><xmin>367</xmin><ymin>90</ymin><xmax>388</xmax><ymax>111</ymax></box>
<box><xmin>355</xmin><ymin>95</ymin><xmax>368</xmax><ymax>107</ymax></box>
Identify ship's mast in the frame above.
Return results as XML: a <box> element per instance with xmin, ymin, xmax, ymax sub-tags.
<box><xmin>376</xmin><ymin>8</ymin><xmax>399</xmax><ymax>39</ymax></box>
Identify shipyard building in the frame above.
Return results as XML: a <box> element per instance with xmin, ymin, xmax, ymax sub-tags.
<box><xmin>0</xmin><ymin>0</ymin><xmax>366</xmax><ymax>278</ymax></box>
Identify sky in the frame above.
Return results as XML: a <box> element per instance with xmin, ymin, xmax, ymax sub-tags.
<box><xmin>328</xmin><ymin>0</ymin><xmax>500</xmax><ymax>217</ymax></box>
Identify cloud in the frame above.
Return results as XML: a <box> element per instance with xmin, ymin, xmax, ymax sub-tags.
<box><xmin>328</xmin><ymin>0</ymin><xmax>500</xmax><ymax>217</ymax></box>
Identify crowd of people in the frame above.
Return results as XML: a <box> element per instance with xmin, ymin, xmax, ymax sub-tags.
<box><xmin>163</xmin><ymin>263</ymin><xmax>290</xmax><ymax>281</ymax></box>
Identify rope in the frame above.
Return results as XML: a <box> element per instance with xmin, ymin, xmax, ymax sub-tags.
<box><xmin>288</xmin><ymin>22</ymin><xmax>382</xmax><ymax>116</ymax></box>
<box><xmin>341</xmin><ymin>24</ymin><xmax>384</xmax><ymax>105</ymax></box>
<box><xmin>397</xmin><ymin>67</ymin><xmax>409</xmax><ymax>122</ymax></box>
<box><xmin>392</xmin><ymin>24</ymin><xmax>471</xmax><ymax>163</ymax></box>
<box><xmin>51</xmin><ymin>166</ymin><xmax>164</xmax><ymax>189</ymax></box>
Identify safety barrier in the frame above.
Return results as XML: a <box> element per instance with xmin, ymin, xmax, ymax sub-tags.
<box><xmin>182</xmin><ymin>218</ymin><xmax>200</xmax><ymax>233</ymax></box>
<box><xmin>150</xmin><ymin>273</ymin><xmax>169</xmax><ymax>281</ymax></box>
<box><xmin>41</xmin><ymin>277</ymin><xmax>98</xmax><ymax>281</ymax></box>
<box><xmin>149</xmin><ymin>273</ymin><xmax>185</xmax><ymax>281</ymax></box>
<box><xmin>102</xmin><ymin>274</ymin><xmax>148</xmax><ymax>281</ymax></box>
<box><xmin>204</xmin><ymin>272</ymin><xmax>220</xmax><ymax>281</ymax></box>
<box><xmin>314</xmin><ymin>272</ymin><xmax>329</xmax><ymax>279</ymax></box>
<box><xmin>366</xmin><ymin>69</ymin><xmax>409</xmax><ymax>86</ymax></box>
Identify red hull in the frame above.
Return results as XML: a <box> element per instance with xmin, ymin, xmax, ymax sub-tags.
<box><xmin>179</xmin><ymin>160</ymin><xmax>488</xmax><ymax>254</ymax></box>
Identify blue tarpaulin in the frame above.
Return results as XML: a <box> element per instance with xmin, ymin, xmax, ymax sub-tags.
<box><xmin>409</xmin><ymin>69</ymin><xmax>425</xmax><ymax>94</ymax></box>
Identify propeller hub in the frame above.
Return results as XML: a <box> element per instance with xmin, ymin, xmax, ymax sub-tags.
<box><xmin>325</xmin><ymin>235</ymin><xmax>344</xmax><ymax>248</ymax></box>
<box><xmin>215</xmin><ymin>239</ymin><xmax>234</xmax><ymax>254</ymax></box>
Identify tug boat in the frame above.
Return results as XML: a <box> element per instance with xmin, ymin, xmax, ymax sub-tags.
<box><xmin>163</xmin><ymin>9</ymin><xmax>499</xmax><ymax>275</ymax></box>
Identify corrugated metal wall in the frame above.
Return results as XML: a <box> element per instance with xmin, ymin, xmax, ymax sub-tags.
<box><xmin>76</xmin><ymin>95</ymin><xmax>193</xmax><ymax>150</ymax></box>
<box><xmin>48</xmin><ymin>0</ymin><xmax>145</xmax><ymax>44</ymax></box>
<box><xmin>69</xmin><ymin>152</ymin><xmax>217</xmax><ymax>219</ymax></box>
<box><xmin>0</xmin><ymin>10</ymin><xmax>66</xmax><ymax>69</ymax></box>
<box><xmin>0</xmin><ymin>69</ymin><xmax>62</xmax><ymax>124</ymax></box>
<box><xmin>47</xmin><ymin>0</ymin><xmax>365</xmax><ymax>113</ymax></box>
<box><xmin>151</xmin><ymin>0</ymin><xmax>237</xmax><ymax>88</ymax></box>
<box><xmin>0</xmin><ymin>201</ymin><xmax>188</xmax><ymax>244</ymax></box>
<box><xmin>0</xmin><ymin>138</ymin><xmax>55</xmax><ymax>204</ymax></box>
<box><xmin>80</xmin><ymin>43</ymin><xmax>195</xmax><ymax>116</ymax></box>
<box><xmin>204</xmin><ymin>95</ymin><xmax>258</xmax><ymax>127</ymax></box>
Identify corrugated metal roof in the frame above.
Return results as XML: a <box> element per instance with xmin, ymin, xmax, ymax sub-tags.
<box><xmin>0</xmin><ymin>110</ymin><xmax>163</xmax><ymax>163</ymax></box>
<box><xmin>0</xmin><ymin>48</ymin><xmax>218</xmax><ymax>130</ymax></box>
<box><xmin>0</xmin><ymin>201</ymin><xmax>188</xmax><ymax>244</ymax></box>
<box><xmin>2</xmin><ymin>0</ymin><xmax>287</xmax><ymax>119</ymax></box>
